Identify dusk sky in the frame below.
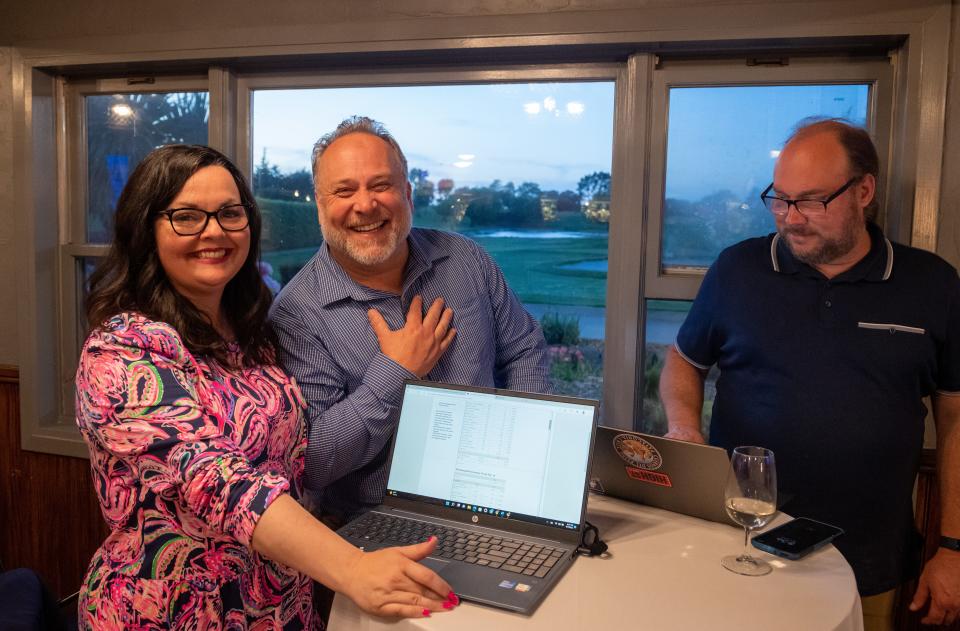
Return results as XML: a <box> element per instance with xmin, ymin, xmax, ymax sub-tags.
<box><xmin>665</xmin><ymin>84</ymin><xmax>869</xmax><ymax>200</ymax></box>
<box><xmin>252</xmin><ymin>81</ymin><xmax>869</xmax><ymax>201</ymax></box>
<box><xmin>253</xmin><ymin>82</ymin><xmax>616</xmax><ymax>195</ymax></box>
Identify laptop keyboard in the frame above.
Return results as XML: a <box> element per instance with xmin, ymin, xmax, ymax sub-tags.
<box><xmin>341</xmin><ymin>513</ymin><xmax>566</xmax><ymax>579</ymax></box>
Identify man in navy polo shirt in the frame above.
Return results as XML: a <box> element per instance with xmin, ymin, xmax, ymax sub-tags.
<box><xmin>659</xmin><ymin>119</ymin><xmax>960</xmax><ymax>628</ymax></box>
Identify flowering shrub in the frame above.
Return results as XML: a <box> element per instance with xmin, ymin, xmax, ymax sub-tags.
<box><xmin>548</xmin><ymin>344</ymin><xmax>588</xmax><ymax>381</ymax></box>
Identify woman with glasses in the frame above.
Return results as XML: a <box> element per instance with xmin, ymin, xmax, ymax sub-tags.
<box><xmin>76</xmin><ymin>145</ymin><xmax>457</xmax><ymax>629</ymax></box>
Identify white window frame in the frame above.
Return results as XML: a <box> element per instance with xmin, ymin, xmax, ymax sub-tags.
<box><xmin>28</xmin><ymin>75</ymin><xmax>211</xmax><ymax>457</ymax></box>
<box><xmin>632</xmin><ymin>55</ymin><xmax>895</xmax><ymax>432</ymax></box>
<box><xmin>644</xmin><ymin>56</ymin><xmax>894</xmax><ymax>301</ymax></box>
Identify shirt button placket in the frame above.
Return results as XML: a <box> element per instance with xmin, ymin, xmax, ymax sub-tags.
<box><xmin>820</xmin><ymin>282</ymin><xmax>835</xmax><ymax>324</ymax></box>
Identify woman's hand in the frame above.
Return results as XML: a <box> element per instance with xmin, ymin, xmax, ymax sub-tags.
<box><xmin>251</xmin><ymin>496</ymin><xmax>459</xmax><ymax>618</ymax></box>
<box><xmin>340</xmin><ymin>537</ymin><xmax>459</xmax><ymax>618</ymax></box>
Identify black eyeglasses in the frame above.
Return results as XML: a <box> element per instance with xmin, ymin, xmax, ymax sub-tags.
<box><xmin>760</xmin><ymin>177</ymin><xmax>859</xmax><ymax>217</ymax></box>
<box><xmin>158</xmin><ymin>204</ymin><xmax>250</xmax><ymax>236</ymax></box>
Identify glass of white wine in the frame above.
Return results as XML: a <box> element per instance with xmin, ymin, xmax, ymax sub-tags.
<box><xmin>722</xmin><ymin>446</ymin><xmax>777</xmax><ymax>576</ymax></box>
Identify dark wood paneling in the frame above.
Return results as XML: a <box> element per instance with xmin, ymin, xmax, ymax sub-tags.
<box><xmin>895</xmin><ymin>449</ymin><xmax>960</xmax><ymax>631</ymax></box>
<box><xmin>0</xmin><ymin>365</ymin><xmax>109</xmax><ymax>599</ymax></box>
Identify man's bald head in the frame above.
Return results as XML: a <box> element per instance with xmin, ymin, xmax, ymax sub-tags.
<box><xmin>783</xmin><ymin>118</ymin><xmax>880</xmax><ymax>221</ymax></box>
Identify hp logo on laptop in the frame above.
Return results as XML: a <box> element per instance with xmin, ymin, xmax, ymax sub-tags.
<box><xmin>472</xmin><ymin>515</ymin><xmax>479</xmax><ymax>523</ymax></box>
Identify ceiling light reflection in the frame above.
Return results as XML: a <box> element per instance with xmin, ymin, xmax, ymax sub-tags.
<box><xmin>111</xmin><ymin>103</ymin><xmax>134</xmax><ymax>118</ymax></box>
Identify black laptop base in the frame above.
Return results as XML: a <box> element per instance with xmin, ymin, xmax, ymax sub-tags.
<box><xmin>339</xmin><ymin>507</ymin><xmax>577</xmax><ymax>614</ymax></box>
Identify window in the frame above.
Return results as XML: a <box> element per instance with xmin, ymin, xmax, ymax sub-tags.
<box><xmin>24</xmin><ymin>52</ymin><xmax>904</xmax><ymax>456</ymax></box>
<box><xmin>85</xmin><ymin>92</ymin><xmax>209</xmax><ymax>243</ymax></box>
<box><xmin>661</xmin><ymin>84</ymin><xmax>869</xmax><ymax>269</ymax></box>
<box><xmin>245</xmin><ymin>75</ymin><xmax>616</xmax><ymax>400</ymax></box>
<box><xmin>43</xmin><ymin>78</ymin><xmax>210</xmax><ymax>456</ymax></box>
<box><xmin>637</xmin><ymin>57</ymin><xmax>893</xmax><ymax>435</ymax></box>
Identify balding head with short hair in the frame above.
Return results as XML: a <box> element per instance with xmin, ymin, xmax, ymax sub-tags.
<box><xmin>311</xmin><ymin>116</ymin><xmax>409</xmax><ymax>185</ymax></box>
<box><xmin>784</xmin><ymin>118</ymin><xmax>880</xmax><ymax>221</ymax></box>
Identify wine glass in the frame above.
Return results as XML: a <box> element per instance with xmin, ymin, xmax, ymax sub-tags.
<box><xmin>721</xmin><ymin>446</ymin><xmax>777</xmax><ymax>576</ymax></box>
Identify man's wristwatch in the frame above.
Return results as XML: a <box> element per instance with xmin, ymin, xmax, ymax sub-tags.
<box><xmin>941</xmin><ymin>536</ymin><xmax>960</xmax><ymax>552</ymax></box>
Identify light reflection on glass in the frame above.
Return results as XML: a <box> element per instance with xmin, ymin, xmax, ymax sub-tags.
<box><xmin>110</xmin><ymin>103</ymin><xmax>134</xmax><ymax>118</ymax></box>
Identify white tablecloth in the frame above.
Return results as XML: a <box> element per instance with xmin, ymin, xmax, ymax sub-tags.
<box><xmin>329</xmin><ymin>494</ymin><xmax>863</xmax><ymax>631</ymax></box>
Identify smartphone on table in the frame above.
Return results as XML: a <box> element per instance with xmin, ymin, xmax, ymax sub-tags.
<box><xmin>751</xmin><ymin>517</ymin><xmax>844</xmax><ymax>560</ymax></box>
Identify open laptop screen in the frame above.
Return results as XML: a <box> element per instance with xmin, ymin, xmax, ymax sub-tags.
<box><xmin>387</xmin><ymin>382</ymin><xmax>596</xmax><ymax>531</ymax></box>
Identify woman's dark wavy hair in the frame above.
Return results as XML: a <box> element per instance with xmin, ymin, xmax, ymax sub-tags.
<box><xmin>85</xmin><ymin>144</ymin><xmax>275</xmax><ymax>367</ymax></box>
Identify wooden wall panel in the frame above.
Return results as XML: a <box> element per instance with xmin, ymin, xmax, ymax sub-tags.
<box><xmin>0</xmin><ymin>365</ymin><xmax>109</xmax><ymax>599</ymax></box>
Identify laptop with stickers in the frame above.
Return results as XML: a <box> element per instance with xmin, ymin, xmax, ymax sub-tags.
<box><xmin>337</xmin><ymin>380</ymin><xmax>599</xmax><ymax>614</ymax></box>
<box><xmin>590</xmin><ymin>426</ymin><xmax>733</xmax><ymax>525</ymax></box>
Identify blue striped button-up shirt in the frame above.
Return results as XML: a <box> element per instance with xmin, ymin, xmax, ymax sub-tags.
<box><xmin>269</xmin><ymin>228</ymin><xmax>550</xmax><ymax>520</ymax></box>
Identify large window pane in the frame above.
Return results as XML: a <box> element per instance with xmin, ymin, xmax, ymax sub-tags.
<box><xmin>641</xmin><ymin>299</ymin><xmax>718</xmax><ymax>437</ymax></box>
<box><xmin>661</xmin><ymin>84</ymin><xmax>869</xmax><ymax>269</ymax></box>
<box><xmin>252</xmin><ymin>82</ymin><xmax>615</xmax><ymax>398</ymax></box>
<box><xmin>86</xmin><ymin>92</ymin><xmax>209</xmax><ymax>243</ymax></box>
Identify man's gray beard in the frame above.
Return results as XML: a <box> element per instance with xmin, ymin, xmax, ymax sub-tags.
<box><xmin>320</xmin><ymin>221</ymin><xmax>404</xmax><ymax>267</ymax></box>
<box><xmin>780</xmin><ymin>210</ymin><xmax>861</xmax><ymax>267</ymax></box>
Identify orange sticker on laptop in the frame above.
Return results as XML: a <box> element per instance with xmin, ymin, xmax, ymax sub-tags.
<box><xmin>613</xmin><ymin>433</ymin><xmax>662</xmax><ymax>470</ymax></box>
<box><xmin>625</xmin><ymin>466</ymin><xmax>673</xmax><ymax>487</ymax></box>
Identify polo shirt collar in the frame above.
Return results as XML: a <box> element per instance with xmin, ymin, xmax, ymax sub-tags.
<box><xmin>311</xmin><ymin>229</ymin><xmax>449</xmax><ymax>306</ymax></box>
<box><xmin>769</xmin><ymin>222</ymin><xmax>893</xmax><ymax>282</ymax></box>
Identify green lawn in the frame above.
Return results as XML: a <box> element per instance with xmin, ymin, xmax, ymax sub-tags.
<box><xmin>472</xmin><ymin>234</ymin><xmax>607</xmax><ymax>307</ymax></box>
<box><xmin>262</xmin><ymin>233</ymin><xmax>610</xmax><ymax>307</ymax></box>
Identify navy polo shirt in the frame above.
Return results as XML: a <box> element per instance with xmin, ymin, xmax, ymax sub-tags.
<box><xmin>676</xmin><ymin>222</ymin><xmax>960</xmax><ymax>596</ymax></box>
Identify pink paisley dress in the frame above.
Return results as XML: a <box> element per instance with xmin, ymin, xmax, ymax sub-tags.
<box><xmin>75</xmin><ymin>313</ymin><xmax>322</xmax><ymax>629</ymax></box>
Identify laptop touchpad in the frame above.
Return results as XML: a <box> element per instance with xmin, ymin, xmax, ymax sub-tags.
<box><xmin>422</xmin><ymin>557</ymin><xmax>451</xmax><ymax>574</ymax></box>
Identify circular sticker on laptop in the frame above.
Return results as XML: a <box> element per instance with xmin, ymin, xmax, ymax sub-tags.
<box><xmin>613</xmin><ymin>434</ymin><xmax>662</xmax><ymax>470</ymax></box>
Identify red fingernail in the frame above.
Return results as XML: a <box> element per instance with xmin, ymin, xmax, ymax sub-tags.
<box><xmin>448</xmin><ymin>592</ymin><xmax>459</xmax><ymax>605</ymax></box>
<box><xmin>428</xmin><ymin>535</ymin><xmax>437</xmax><ymax>542</ymax></box>
<box><xmin>422</xmin><ymin>609</ymin><xmax>431</xmax><ymax>617</ymax></box>
<box><xmin>443</xmin><ymin>601</ymin><xmax>454</xmax><ymax>609</ymax></box>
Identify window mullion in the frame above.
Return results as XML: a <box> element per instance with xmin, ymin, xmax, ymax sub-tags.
<box><xmin>603</xmin><ymin>53</ymin><xmax>653</xmax><ymax>430</ymax></box>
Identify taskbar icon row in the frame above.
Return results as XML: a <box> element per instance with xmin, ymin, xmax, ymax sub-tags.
<box><xmin>443</xmin><ymin>500</ymin><xmax>510</xmax><ymax>519</ymax></box>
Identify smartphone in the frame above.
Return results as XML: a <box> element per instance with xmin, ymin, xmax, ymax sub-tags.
<box><xmin>751</xmin><ymin>517</ymin><xmax>844</xmax><ymax>560</ymax></box>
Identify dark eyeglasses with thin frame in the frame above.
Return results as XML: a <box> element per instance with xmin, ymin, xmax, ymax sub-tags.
<box><xmin>760</xmin><ymin>177</ymin><xmax>859</xmax><ymax>217</ymax></box>
<box><xmin>158</xmin><ymin>204</ymin><xmax>251</xmax><ymax>236</ymax></box>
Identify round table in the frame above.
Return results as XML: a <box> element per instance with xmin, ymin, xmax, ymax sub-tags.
<box><xmin>329</xmin><ymin>494</ymin><xmax>863</xmax><ymax>630</ymax></box>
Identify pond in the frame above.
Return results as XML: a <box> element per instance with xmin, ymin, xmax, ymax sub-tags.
<box><xmin>466</xmin><ymin>229</ymin><xmax>606</xmax><ymax>240</ymax></box>
<box><xmin>557</xmin><ymin>259</ymin><xmax>607</xmax><ymax>273</ymax></box>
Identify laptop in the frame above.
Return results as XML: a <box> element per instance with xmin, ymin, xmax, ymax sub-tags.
<box><xmin>590</xmin><ymin>426</ymin><xmax>733</xmax><ymax>525</ymax></box>
<box><xmin>337</xmin><ymin>380</ymin><xmax>598</xmax><ymax>614</ymax></box>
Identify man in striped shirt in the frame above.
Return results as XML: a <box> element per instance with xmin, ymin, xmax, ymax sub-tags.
<box><xmin>270</xmin><ymin>116</ymin><xmax>551</xmax><ymax>526</ymax></box>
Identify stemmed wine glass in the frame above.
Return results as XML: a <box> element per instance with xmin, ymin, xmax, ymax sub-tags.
<box><xmin>722</xmin><ymin>446</ymin><xmax>777</xmax><ymax>576</ymax></box>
